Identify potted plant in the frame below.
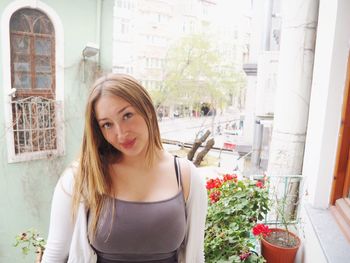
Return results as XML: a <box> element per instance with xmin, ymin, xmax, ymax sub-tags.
<box><xmin>252</xmin><ymin>223</ymin><xmax>300</xmax><ymax>263</ymax></box>
<box><xmin>14</xmin><ymin>228</ymin><xmax>46</xmax><ymax>263</ymax></box>
<box><xmin>252</xmin><ymin>177</ymin><xmax>301</xmax><ymax>263</ymax></box>
<box><xmin>205</xmin><ymin>174</ymin><xmax>270</xmax><ymax>262</ymax></box>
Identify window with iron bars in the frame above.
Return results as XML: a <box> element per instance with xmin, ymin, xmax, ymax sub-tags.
<box><xmin>10</xmin><ymin>8</ymin><xmax>57</xmax><ymax>157</ymax></box>
<box><xmin>12</xmin><ymin>96</ymin><xmax>57</xmax><ymax>154</ymax></box>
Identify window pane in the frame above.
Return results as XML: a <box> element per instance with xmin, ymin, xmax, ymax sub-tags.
<box><xmin>14</xmin><ymin>73</ymin><xmax>31</xmax><ymax>89</ymax></box>
<box><xmin>35</xmin><ymin>74</ymin><xmax>52</xmax><ymax>89</ymax></box>
<box><xmin>11</xmin><ymin>8</ymin><xmax>54</xmax><ymax>35</ymax></box>
<box><xmin>33</xmin><ymin>17</ymin><xmax>54</xmax><ymax>34</ymax></box>
<box><xmin>10</xmin><ymin>14</ymin><xmax>30</xmax><ymax>32</ymax></box>
<box><xmin>11</xmin><ymin>35</ymin><xmax>30</xmax><ymax>54</ymax></box>
<box><xmin>35</xmin><ymin>56</ymin><xmax>51</xmax><ymax>73</ymax></box>
<box><xmin>35</xmin><ymin>38</ymin><xmax>51</xmax><ymax>56</ymax></box>
<box><xmin>14</xmin><ymin>55</ymin><xmax>31</xmax><ymax>71</ymax></box>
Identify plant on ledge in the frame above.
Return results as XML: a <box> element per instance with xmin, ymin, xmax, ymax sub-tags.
<box><xmin>252</xmin><ymin>221</ymin><xmax>300</xmax><ymax>263</ymax></box>
<box><xmin>204</xmin><ymin>174</ymin><xmax>270</xmax><ymax>263</ymax></box>
<box><xmin>14</xmin><ymin>228</ymin><xmax>46</xmax><ymax>263</ymax></box>
<box><xmin>252</xmin><ymin>176</ymin><xmax>302</xmax><ymax>263</ymax></box>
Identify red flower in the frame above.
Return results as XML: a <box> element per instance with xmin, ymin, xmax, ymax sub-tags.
<box><xmin>252</xmin><ymin>224</ymin><xmax>271</xmax><ymax>238</ymax></box>
<box><xmin>209</xmin><ymin>190</ymin><xmax>221</xmax><ymax>203</ymax></box>
<box><xmin>206</xmin><ymin>178</ymin><xmax>223</xmax><ymax>190</ymax></box>
<box><xmin>239</xmin><ymin>251</ymin><xmax>252</xmax><ymax>261</ymax></box>
<box><xmin>223</xmin><ymin>173</ymin><xmax>238</xmax><ymax>183</ymax></box>
<box><xmin>256</xmin><ymin>181</ymin><xmax>264</xmax><ymax>188</ymax></box>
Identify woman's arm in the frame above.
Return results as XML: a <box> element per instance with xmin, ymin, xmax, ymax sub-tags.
<box><xmin>41</xmin><ymin>167</ymin><xmax>75</xmax><ymax>263</ymax></box>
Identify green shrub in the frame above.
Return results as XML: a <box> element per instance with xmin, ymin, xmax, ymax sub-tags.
<box><xmin>205</xmin><ymin>174</ymin><xmax>269</xmax><ymax>262</ymax></box>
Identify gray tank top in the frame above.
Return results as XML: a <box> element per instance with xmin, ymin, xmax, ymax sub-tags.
<box><xmin>90</xmin><ymin>157</ymin><xmax>186</xmax><ymax>263</ymax></box>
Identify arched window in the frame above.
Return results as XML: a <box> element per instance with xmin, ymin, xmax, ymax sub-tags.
<box><xmin>10</xmin><ymin>8</ymin><xmax>56</xmax><ymax>154</ymax></box>
<box><xmin>10</xmin><ymin>8</ymin><xmax>55</xmax><ymax>97</ymax></box>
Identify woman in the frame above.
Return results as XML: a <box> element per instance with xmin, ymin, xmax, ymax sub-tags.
<box><xmin>42</xmin><ymin>73</ymin><xmax>207</xmax><ymax>263</ymax></box>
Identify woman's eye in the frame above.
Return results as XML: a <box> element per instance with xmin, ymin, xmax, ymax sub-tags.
<box><xmin>102</xmin><ymin>123</ymin><xmax>112</xmax><ymax>129</ymax></box>
<box><xmin>123</xmin><ymin>112</ymin><xmax>133</xmax><ymax>120</ymax></box>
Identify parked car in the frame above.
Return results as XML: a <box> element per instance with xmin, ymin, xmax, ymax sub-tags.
<box><xmin>222</xmin><ymin>134</ymin><xmax>237</xmax><ymax>150</ymax></box>
<box><xmin>223</xmin><ymin>120</ymin><xmax>242</xmax><ymax>136</ymax></box>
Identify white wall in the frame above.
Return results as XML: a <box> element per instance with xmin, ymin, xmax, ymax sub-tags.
<box><xmin>300</xmin><ymin>206</ymin><xmax>328</xmax><ymax>263</ymax></box>
<box><xmin>243</xmin><ymin>76</ymin><xmax>257</xmax><ymax>144</ymax></box>
<box><xmin>303</xmin><ymin>0</ymin><xmax>350</xmax><ymax>208</ymax></box>
<box><xmin>255</xmin><ymin>51</ymin><xmax>279</xmax><ymax>116</ymax></box>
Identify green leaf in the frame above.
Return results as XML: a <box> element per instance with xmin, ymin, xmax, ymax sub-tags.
<box><xmin>22</xmin><ymin>247</ymin><xmax>30</xmax><ymax>255</ymax></box>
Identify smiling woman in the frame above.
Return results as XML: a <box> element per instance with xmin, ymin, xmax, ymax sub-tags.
<box><xmin>95</xmin><ymin>95</ymin><xmax>150</xmax><ymax>159</ymax></box>
<box><xmin>41</xmin><ymin>73</ymin><xmax>208</xmax><ymax>263</ymax></box>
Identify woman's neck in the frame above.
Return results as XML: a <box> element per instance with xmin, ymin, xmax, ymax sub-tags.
<box><xmin>119</xmin><ymin>149</ymin><xmax>164</xmax><ymax>169</ymax></box>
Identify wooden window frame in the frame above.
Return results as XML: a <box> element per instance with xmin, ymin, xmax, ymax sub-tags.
<box><xmin>10</xmin><ymin>8</ymin><xmax>56</xmax><ymax>99</ymax></box>
<box><xmin>330</xmin><ymin>52</ymin><xmax>350</xmax><ymax>204</ymax></box>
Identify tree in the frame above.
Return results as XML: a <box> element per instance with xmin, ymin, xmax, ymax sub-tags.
<box><xmin>160</xmin><ymin>33</ymin><xmax>246</xmax><ymax>114</ymax></box>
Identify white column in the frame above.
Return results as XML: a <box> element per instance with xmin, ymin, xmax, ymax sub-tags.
<box><xmin>303</xmin><ymin>0</ymin><xmax>350</xmax><ymax>208</ymax></box>
<box><xmin>267</xmin><ymin>0</ymin><xmax>319</xmax><ymax>175</ymax></box>
<box><xmin>243</xmin><ymin>75</ymin><xmax>257</xmax><ymax>145</ymax></box>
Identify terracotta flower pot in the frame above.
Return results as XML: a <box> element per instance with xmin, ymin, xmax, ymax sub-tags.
<box><xmin>261</xmin><ymin>228</ymin><xmax>300</xmax><ymax>263</ymax></box>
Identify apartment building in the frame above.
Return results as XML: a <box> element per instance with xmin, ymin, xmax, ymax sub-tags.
<box><xmin>113</xmin><ymin>0</ymin><xmax>248</xmax><ymax>95</ymax></box>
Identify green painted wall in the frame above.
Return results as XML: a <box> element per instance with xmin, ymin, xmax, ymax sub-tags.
<box><xmin>0</xmin><ymin>0</ymin><xmax>113</xmax><ymax>262</ymax></box>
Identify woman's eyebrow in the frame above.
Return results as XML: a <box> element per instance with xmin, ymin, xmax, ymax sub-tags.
<box><xmin>97</xmin><ymin>105</ymin><xmax>131</xmax><ymax>122</ymax></box>
<box><xmin>117</xmin><ymin>105</ymin><xmax>131</xmax><ymax>114</ymax></box>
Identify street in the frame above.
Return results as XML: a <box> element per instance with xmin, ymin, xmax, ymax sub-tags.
<box><xmin>159</xmin><ymin>113</ymin><xmax>239</xmax><ymax>145</ymax></box>
<box><xmin>159</xmin><ymin>114</ymin><xmax>243</xmax><ymax>173</ymax></box>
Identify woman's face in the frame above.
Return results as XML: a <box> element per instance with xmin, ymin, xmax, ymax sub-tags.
<box><xmin>94</xmin><ymin>94</ymin><xmax>149</xmax><ymax>159</ymax></box>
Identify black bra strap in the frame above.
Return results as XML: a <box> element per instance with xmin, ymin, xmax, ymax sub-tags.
<box><xmin>174</xmin><ymin>156</ymin><xmax>182</xmax><ymax>189</ymax></box>
<box><xmin>174</xmin><ymin>156</ymin><xmax>187</xmax><ymax>222</ymax></box>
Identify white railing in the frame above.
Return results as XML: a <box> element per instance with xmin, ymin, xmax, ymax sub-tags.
<box><xmin>250</xmin><ymin>174</ymin><xmax>304</xmax><ymax>227</ymax></box>
<box><xmin>11</xmin><ymin>96</ymin><xmax>58</xmax><ymax>154</ymax></box>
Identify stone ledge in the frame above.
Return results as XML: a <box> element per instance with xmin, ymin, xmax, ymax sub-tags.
<box><xmin>304</xmin><ymin>203</ymin><xmax>350</xmax><ymax>262</ymax></box>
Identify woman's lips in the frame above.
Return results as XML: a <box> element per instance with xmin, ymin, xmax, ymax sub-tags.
<box><xmin>120</xmin><ymin>138</ymin><xmax>136</xmax><ymax>149</ymax></box>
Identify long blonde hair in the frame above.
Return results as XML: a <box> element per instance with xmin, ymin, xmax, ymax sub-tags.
<box><xmin>72</xmin><ymin>73</ymin><xmax>163</xmax><ymax>239</ymax></box>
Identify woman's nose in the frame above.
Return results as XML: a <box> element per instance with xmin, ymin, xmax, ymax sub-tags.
<box><xmin>114</xmin><ymin>123</ymin><xmax>127</xmax><ymax>139</ymax></box>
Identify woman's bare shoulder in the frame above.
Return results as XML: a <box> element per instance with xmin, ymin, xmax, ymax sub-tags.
<box><xmin>161</xmin><ymin>152</ymin><xmax>194</xmax><ymax>201</ymax></box>
<box><xmin>176</xmin><ymin>156</ymin><xmax>193</xmax><ymax>201</ymax></box>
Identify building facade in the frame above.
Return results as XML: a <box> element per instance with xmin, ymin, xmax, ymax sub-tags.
<box><xmin>0</xmin><ymin>0</ymin><xmax>113</xmax><ymax>261</ymax></box>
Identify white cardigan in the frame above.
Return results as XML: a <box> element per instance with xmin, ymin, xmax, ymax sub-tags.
<box><xmin>42</xmin><ymin>161</ymin><xmax>207</xmax><ymax>263</ymax></box>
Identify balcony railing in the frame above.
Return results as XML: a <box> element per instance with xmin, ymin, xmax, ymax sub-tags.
<box><xmin>11</xmin><ymin>96</ymin><xmax>58</xmax><ymax>154</ymax></box>
<box><xmin>249</xmin><ymin>174</ymin><xmax>304</xmax><ymax>228</ymax></box>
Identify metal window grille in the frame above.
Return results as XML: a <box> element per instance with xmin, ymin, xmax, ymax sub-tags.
<box><xmin>11</xmin><ymin>96</ymin><xmax>57</xmax><ymax>154</ymax></box>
